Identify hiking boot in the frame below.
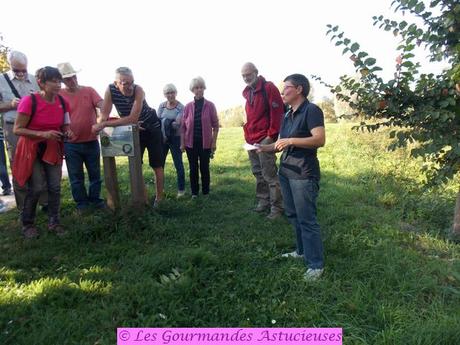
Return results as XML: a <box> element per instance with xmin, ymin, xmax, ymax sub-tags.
<box><xmin>48</xmin><ymin>224</ymin><xmax>67</xmax><ymax>237</ymax></box>
<box><xmin>254</xmin><ymin>203</ymin><xmax>269</xmax><ymax>213</ymax></box>
<box><xmin>267</xmin><ymin>209</ymin><xmax>283</xmax><ymax>220</ymax></box>
<box><xmin>22</xmin><ymin>225</ymin><xmax>39</xmax><ymax>239</ymax></box>
<box><xmin>304</xmin><ymin>268</ymin><xmax>324</xmax><ymax>282</ymax></box>
<box><xmin>177</xmin><ymin>190</ymin><xmax>186</xmax><ymax>198</ymax></box>
<box><xmin>281</xmin><ymin>251</ymin><xmax>303</xmax><ymax>259</ymax></box>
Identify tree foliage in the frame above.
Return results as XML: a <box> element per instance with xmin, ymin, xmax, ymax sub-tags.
<box><xmin>0</xmin><ymin>34</ymin><xmax>10</xmax><ymax>73</ymax></box>
<box><xmin>313</xmin><ymin>0</ymin><xmax>460</xmax><ymax>186</ymax></box>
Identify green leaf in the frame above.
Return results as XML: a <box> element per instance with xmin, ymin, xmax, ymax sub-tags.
<box><xmin>399</xmin><ymin>21</ymin><xmax>408</xmax><ymax>30</ymax></box>
<box><xmin>350</xmin><ymin>43</ymin><xmax>360</xmax><ymax>53</ymax></box>
<box><xmin>364</xmin><ymin>57</ymin><xmax>377</xmax><ymax>66</ymax></box>
<box><xmin>414</xmin><ymin>2</ymin><xmax>425</xmax><ymax>13</ymax></box>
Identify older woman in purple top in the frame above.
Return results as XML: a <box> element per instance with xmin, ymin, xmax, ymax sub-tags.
<box><xmin>180</xmin><ymin>77</ymin><xmax>219</xmax><ymax>198</ymax></box>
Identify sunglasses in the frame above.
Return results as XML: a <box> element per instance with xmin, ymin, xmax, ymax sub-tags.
<box><xmin>13</xmin><ymin>69</ymin><xmax>27</xmax><ymax>74</ymax></box>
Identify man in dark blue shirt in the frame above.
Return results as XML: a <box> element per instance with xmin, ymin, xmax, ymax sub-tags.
<box><xmin>258</xmin><ymin>74</ymin><xmax>326</xmax><ymax>281</ymax></box>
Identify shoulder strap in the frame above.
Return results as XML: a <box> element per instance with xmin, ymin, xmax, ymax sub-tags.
<box><xmin>261</xmin><ymin>80</ymin><xmax>270</xmax><ymax>116</ymax></box>
<box><xmin>3</xmin><ymin>73</ymin><xmax>21</xmax><ymax>99</ymax></box>
<box><xmin>30</xmin><ymin>93</ymin><xmax>37</xmax><ymax>119</ymax></box>
<box><xmin>57</xmin><ymin>94</ymin><xmax>66</xmax><ymax>114</ymax></box>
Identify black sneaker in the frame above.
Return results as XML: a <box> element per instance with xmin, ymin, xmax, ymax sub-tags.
<box><xmin>2</xmin><ymin>188</ymin><xmax>12</xmax><ymax>196</ymax></box>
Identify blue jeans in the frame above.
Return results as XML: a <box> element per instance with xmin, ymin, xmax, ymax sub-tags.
<box><xmin>162</xmin><ymin>135</ymin><xmax>185</xmax><ymax>191</ymax></box>
<box><xmin>0</xmin><ymin>139</ymin><xmax>11</xmax><ymax>192</ymax></box>
<box><xmin>279</xmin><ymin>174</ymin><xmax>324</xmax><ymax>269</ymax></box>
<box><xmin>64</xmin><ymin>141</ymin><xmax>103</xmax><ymax>209</ymax></box>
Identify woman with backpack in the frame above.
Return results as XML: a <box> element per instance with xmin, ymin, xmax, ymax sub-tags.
<box><xmin>158</xmin><ymin>84</ymin><xmax>185</xmax><ymax>198</ymax></box>
<box><xmin>13</xmin><ymin>66</ymin><xmax>73</xmax><ymax>238</ymax></box>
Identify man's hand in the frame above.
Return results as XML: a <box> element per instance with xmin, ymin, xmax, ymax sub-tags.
<box><xmin>63</xmin><ymin>129</ymin><xmax>74</xmax><ymax>140</ymax></box>
<box><xmin>10</xmin><ymin>98</ymin><xmax>20</xmax><ymax>110</ymax></box>
<box><xmin>138</xmin><ymin>120</ymin><xmax>146</xmax><ymax>131</ymax></box>
<box><xmin>92</xmin><ymin>122</ymin><xmax>105</xmax><ymax>134</ymax></box>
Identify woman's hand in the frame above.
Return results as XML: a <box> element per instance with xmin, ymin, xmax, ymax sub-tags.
<box><xmin>180</xmin><ymin>145</ymin><xmax>185</xmax><ymax>153</ymax></box>
<box><xmin>274</xmin><ymin>138</ymin><xmax>292</xmax><ymax>151</ymax></box>
<box><xmin>42</xmin><ymin>130</ymin><xmax>63</xmax><ymax>141</ymax></box>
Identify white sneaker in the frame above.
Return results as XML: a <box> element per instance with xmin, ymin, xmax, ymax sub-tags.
<box><xmin>304</xmin><ymin>268</ymin><xmax>324</xmax><ymax>281</ymax></box>
<box><xmin>177</xmin><ymin>190</ymin><xmax>186</xmax><ymax>197</ymax></box>
<box><xmin>281</xmin><ymin>251</ymin><xmax>303</xmax><ymax>259</ymax></box>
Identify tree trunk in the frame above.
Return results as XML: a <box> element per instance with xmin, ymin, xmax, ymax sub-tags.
<box><xmin>454</xmin><ymin>189</ymin><xmax>460</xmax><ymax>235</ymax></box>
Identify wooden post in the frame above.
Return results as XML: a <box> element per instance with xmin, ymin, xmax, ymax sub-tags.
<box><xmin>453</xmin><ymin>189</ymin><xmax>460</xmax><ymax>236</ymax></box>
<box><xmin>103</xmin><ymin>156</ymin><xmax>120</xmax><ymax>211</ymax></box>
<box><xmin>128</xmin><ymin>125</ymin><xmax>147</xmax><ymax>209</ymax></box>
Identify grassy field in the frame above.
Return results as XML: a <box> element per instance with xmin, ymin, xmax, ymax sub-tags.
<box><xmin>0</xmin><ymin>125</ymin><xmax>459</xmax><ymax>345</ymax></box>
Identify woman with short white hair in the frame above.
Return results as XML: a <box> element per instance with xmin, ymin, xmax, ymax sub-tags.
<box><xmin>180</xmin><ymin>77</ymin><xmax>219</xmax><ymax>198</ymax></box>
<box><xmin>158</xmin><ymin>83</ymin><xmax>185</xmax><ymax>197</ymax></box>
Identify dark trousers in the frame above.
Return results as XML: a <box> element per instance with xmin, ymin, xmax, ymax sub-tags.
<box><xmin>0</xmin><ymin>139</ymin><xmax>11</xmax><ymax>192</ymax></box>
<box><xmin>22</xmin><ymin>159</ymin><xmax>62</xmax><ymax>227</ymax></box>
<box><xmin>185</xmin><ymin>140</ymin><xmax>211</xmax><ymax>196</ymax></box>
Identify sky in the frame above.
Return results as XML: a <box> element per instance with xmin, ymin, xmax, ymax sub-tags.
<box><xmin>1</xmin><ymin>0</ymin><xmax>446</xmax><ymax>111</ymax></box>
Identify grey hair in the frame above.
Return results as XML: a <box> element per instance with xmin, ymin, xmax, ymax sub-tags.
<box><xmin>163</xmin><ymin>83</ymin><xmax>177</xmax><ymax>94</ymax></box>
<box><xmin>242</xmin><ymin>62</ymin><xmax>258</xmax><ymax>74</ymax></box>
<box><xmin>189</xmin><ymin>76</ymin><xmax>206</xmax><ymax>91</ymax></box>
<box><xmin>8</xmin><ymin>51</ymin><xmax>28</xmax><ymax>65</ymax></box>
<box><xmin>115</xmin><ymin>66</ymin><xmax>133</xmax><ymax>78</ymax></box>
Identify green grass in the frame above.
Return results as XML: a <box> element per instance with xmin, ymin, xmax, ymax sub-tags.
<box><xmin>0</xmin><ymin>125</ymin><xmax>459</xmax><ymax>345</ymax></box>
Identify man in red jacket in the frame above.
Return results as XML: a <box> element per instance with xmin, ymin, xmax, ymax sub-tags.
<box><xmin>241</xmin><ymin>62</ymin><xmax>283</xmax><ymax>219</ymax></box>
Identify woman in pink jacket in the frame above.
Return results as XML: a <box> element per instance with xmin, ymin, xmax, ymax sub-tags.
<box><xmin>180</xmin><ymin>77</ymin><xmax>219</xmax><ymax>198</ymax></box>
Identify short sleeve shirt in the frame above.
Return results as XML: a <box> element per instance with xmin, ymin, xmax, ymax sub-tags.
<box><xmin>279</xmin><ymin>100</ymin><xmax>324</xmax><ymax>180</ymax></box>
<box><xmin>17</xmin><ymin>93</ymin><xmax>70</xmax><ymax>131</ymax></box>
<box><xmin>60</xmin><ymin>86</ymin><xmax>102</xmax><ymax>142</ymax></box>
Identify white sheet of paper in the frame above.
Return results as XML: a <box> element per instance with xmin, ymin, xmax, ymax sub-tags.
<box><xmin>243</xmin><ymin>143</ymin><xmax>259</xmax><ymax>151</ymax></box>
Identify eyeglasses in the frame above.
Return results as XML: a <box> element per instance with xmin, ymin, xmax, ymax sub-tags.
<box><xmin>13</xmin><ymin>69</ymin><xmax>27</xmax><ymax>74</ymax></box>
<box><xmin>283</xmin><ymin>85</ymin><xmax>297</xmax><ymax>92</ymax></box>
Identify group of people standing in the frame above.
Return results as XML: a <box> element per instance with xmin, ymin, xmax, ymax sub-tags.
<box><xmin>0</xmin><ymin>52</ymin><xmax>326</xmax><ymax>281</ymax></box>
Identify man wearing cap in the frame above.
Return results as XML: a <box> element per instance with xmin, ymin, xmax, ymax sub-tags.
<box><xmin>0</xmin><ymin>50</ymin><xmax>45</xmax><ymax>212</ymax></box>
<box><xmin>58</xmin><ymin>62</ymin><xmax>105</xmax><ymax>210</ymax></box>
<box><xmin>241</xmin><ymin>62</ymin><xmax>284</xmax><ymax>220</ymax></box>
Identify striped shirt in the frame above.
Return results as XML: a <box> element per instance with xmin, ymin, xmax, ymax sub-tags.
<box><xmin>109</xmin><ymin>84</ymin><xmax>160</xmax><ymax>129</ymax></box>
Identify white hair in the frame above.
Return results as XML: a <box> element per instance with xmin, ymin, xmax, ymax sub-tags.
<box><xmin>8</xmin><ymin>51</ymin><xmax>28</xmax><ymax>65</ymax></box>
<box><xmin>189</xmin><ymin>76</ymin><xmax>206</xmax><ymax>91</ymax></box>
<box><xmin>242</xmin><ymin>62</ymin><xmax>258</xmax><ymax>74</ymax></box>
<box><xmin>163</xmin><ymin>83</ymin><xmax>177</xmax><ymax>94</ymax></box>
<box><xmin>115</xmin><ymin>66</ymin><xmax>133</xmax><ymax>78</ymax></box>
